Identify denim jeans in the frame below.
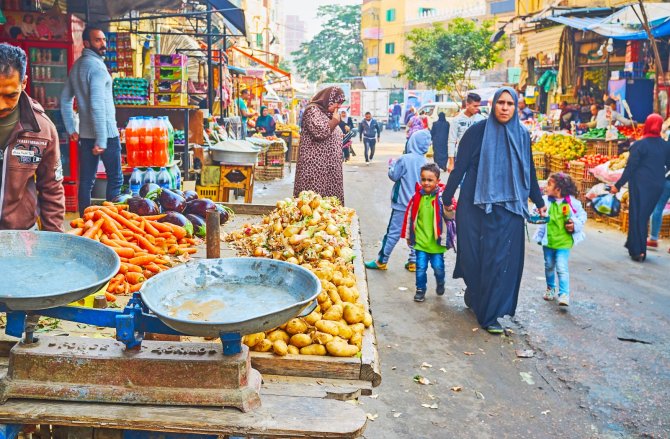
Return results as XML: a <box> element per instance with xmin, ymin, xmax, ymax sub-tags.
<box><xmin>543</xmin><ymin>247</ymin><xmax>571</xmax><ymax>297</ymax></box>
<box><xmin>392</xmin><ymin>114</ymin><xmax>400</xmax><ymax>131</ymax></box>
<box><xmin>650</xmin><ymin>179</ymin><xmax>670</xmax><ymax>240</ymax></box>
<box><xmin>377</xmin><ymin>208</ymin><xmax>415</xmax><ymax>264</ymax></box>
<box><xmin>415</xmin><ymin>250</ymin><xmax>445</xmax><ymax>291</ymax></box>
<box><xmin>78</xmin><ymin>137</ymin><xmax>123</xmax><ymax>216</ymax></box>
<box><xmin>363</xmin><ymin>138</ymin><xmax>376</xmax><ymax>162</ymax></box>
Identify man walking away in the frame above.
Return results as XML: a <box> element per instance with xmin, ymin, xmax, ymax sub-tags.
<box><xmin>447</xmin><ymin>93</ymin><xmax>485</xmax><ymax>172</ymax></box>
<box><xmin>0</xmin><ymin>43</ymin><xmax>64</xmax><ymax>231</ymax></box>
<box><xmin>61</xmin><ymin>27</ymin><xmax>122</xmax><ymax>216</ymax></box>
<box><xmin>392</xmin><ymin>100</ymin><xmax>402</xmax><ymax>131</ymax></box>
<box><xmin>359</xmin><ymin>111</ymin><xmax>381</xmax><ymax>165</ymax></box>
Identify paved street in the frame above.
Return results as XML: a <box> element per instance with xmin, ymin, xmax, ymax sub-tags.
<box><xmin>254</xmin><ymin>129</ymin><xmax>670</xmax><ymax>438</ymax></box>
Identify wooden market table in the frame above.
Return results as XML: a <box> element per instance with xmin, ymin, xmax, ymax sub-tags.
<box><xmin>0</xmin><ymin>204</ymin><xmax>378</xmax><ymax>439</ymax></box>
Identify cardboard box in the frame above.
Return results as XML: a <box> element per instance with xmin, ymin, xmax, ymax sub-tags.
<box><xmin>151</xmin><ymin>54</ymin><xmax>188</xmax><ymax>67</ymax></box>
<box><xmin>152</xmin><ymin>66</ymin><xmax>186</xmax><ymax>80</ymax></box>
<box><xmin>152</xmin><ymin>78</ymin><xmax>187</xmax><ymax>93</ymax></box>
<box><xmin>154</xmin><ymin>93</ymin><xmax>187</xmax><ymax>107</ymax></box>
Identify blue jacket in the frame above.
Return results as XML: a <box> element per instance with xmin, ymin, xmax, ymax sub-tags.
<box><xmin>388</xmin><ymin>129</ymin><xmax>430</xmax><ymax>211</ymax></box>
<box><xmin>533</xmin><ymin>195</ymin><xmax>587</xmax><ymax>246</ymax></box>
<box><xmin>61</xmin><ymin>49</ymin><xmax>119</xmax><ymax>148</ymax></box>
<box><xmin>359</xmin><ymin>118</ymin><xmax>381</xmax><ymax>140</ymax></box>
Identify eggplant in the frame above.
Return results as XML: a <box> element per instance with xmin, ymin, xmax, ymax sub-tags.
<box><xmin>184</xmin><ymin>198</ymin><xmax>217</xmax><ymax>218</ymax></box>
<box><xmin>185</xmin><ymin>214</ymin><xmax>206</xmax><ymax>238</ymax></box>
<box><xmin>140</xmin><ymin>183</ymin><xmax>161</xmax><ymax>198</ymax></box>
<box><xmin>158</xmin><ymin>211</ymin><xmax>194</xmax><ymax>237</ymax></box>
<box><xmin>112</xmin><ymin>193</ymin><xmax>132</xmax><ymax>204</ymax></box>
<box><xmin>172</xmin><ymin>189</ymin><xmax>185</xmax><ymax>198</ymax></box>
<box><xmin>183</xmin><ymin>190</ymin><xmax>199</xmax><ymax>202</ymax></box>
<box><xmin>158</xmin><ymin>189</ymin><xmax>187</xmax><ymax>213</ymax></box>
<box><xmin>215</xmin><ymin>203</ymin><xmax>230</xmax><ymax>225</ymax></box>
<box><xmin>127</xmin><ymin>197</ymin><xmax>160</xmax><ymax>216</ymax></box>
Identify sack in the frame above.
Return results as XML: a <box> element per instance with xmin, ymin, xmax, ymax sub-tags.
<box><xmin>592</xmin><ymin>193</ymin><xmax>621</xmax><ymax>217</ymax></box>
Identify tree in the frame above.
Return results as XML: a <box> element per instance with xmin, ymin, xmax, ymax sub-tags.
<box><xmin>291</xmin><ymin>5</ymin><xmax>362</xmax><ymax>83</ymax></box>
<box><xmin>400</xmin><ymin>18</ymin><xmax>506</xmax><ymax>99</ymax></box>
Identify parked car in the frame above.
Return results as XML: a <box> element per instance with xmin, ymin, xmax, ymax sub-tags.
<box><xmin>417</xmin><ymin>102</ymin><xmax>461</xmax><ymax>127</ymax></box>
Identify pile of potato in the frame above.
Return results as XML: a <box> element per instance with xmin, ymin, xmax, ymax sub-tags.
<box><xmin>226</xmin><ymin>192</ymin><xmax>371</xmax><ymax>357</ymax></box>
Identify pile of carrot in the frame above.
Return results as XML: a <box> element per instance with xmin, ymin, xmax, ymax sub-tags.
<box><xmin>67</xmin><ymin>202</ymin><xmax>200</xmax><ymax>302</ymax></box>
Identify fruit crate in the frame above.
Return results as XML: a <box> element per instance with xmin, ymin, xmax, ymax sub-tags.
<box><xmin>290</xmin><ymin>144</ymin><xmax>300</xmax><ymax>163</ymax></box>
<box><xmin>257</xmin><ymin>150</ymin><xmax>285</xmax><ymax>168</ymax></box>
<box><xmin>532</xmin><ymin>151</ymin><xmax>546</xmax><ymax>169</ymax></box>
<box><xmin>547</xmin><ymin>154</ymin><xmax>570</xmax><ymax>174</ymax></box>
<box><xmin>576</xmin><ymin>180</ymin><xmax>595</xmax><ymax>201</ymax></box>
<box><xmin>568</xmin><ymin>160</ymin><xmax>598</xmax><ymax>184</ymax></box>
<box><xmin>606</xmin><ymin>213</ymin><xmax>624</xmax><ymax>230</ymax></box>
<box><xmin>195</xmin><ymin>185</ymin><xmax>220</xmax><ymax>201</ymax></box>
<box><xmin>586</xmin><ymin>140</ymin><xmax>619</xmax><ymax>157</ymax></box>
<box><xmin>255</xmin><ymin>165</ymin><xmax>284</xmax><ymax>181</ymax></box>
<box><xmin>621</xmin><ymin>209</ymin><xmax>629</xmax><ymax>233</ymax></box>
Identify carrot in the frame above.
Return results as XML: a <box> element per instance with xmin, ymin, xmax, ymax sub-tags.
<box><xmin>112</xmin><ymin>247</ymin><xmax>135</xmax><ymax>259</ymax></box>
<box><xmin>182</xmin><ymin>247</ymin><xmax>198</xmax><ymax>254</ymax></box>
<box><xmin>84</xmin><ymin>205</ymin><xmax>108</xmax><ymax>214</ymax></box>
<box><xmin>107</xmin><ymin>280</ymin><xmax>121</xmax><ymax>292</ymax></box>
<box><xmin>95</xmin><ymin>211</ymin><xmax>125</xmax><ymax>241</ymax></box>
<box><xmin>154</xmin><ymin>257</ymin><xmax>171</xmax><ymax>265</ymax></box>
<box><xmin>118</xmin><ymin>264</ymin><xmax>128</xmax><ymax>275</ymax></box>
<box><xmin>125</xmin><ymin>272</ymin><xmax>145</xmax><ymax>285</ymax></box>
<box><xmin>143</xmin><ymin>214</ymin><xmax>166</xmax><ymax>221</ymax></box>
<box><xmin>129</xmin><ymin>283</ymin><xmax>143</xmax><ymax>293</ymax></box>
<box><xmin>121</xmin><ymin>230</ymin><xmax>134</xmax><ymax>238</ymax></box>
<box><xmin>102</xmin><ymin>201</ymin><xmax>116</xmax><ymax>207</ymax></box>
<box><xmin>121</xmin><ymin>263</ymin><xmax>143</xmax><ymax>273</ymax></box>
<box><xmin>146</xmin><ymin>263</ymin><xmax>162</xmax><ymax>274</ymax></box>
<box><xmin>66</xmin><ymin>228</ymin><xmax>84</xmax><ymax>236</ymax></box>
<box><xmin>115</xmin><ymin>283</ymin><xmax>125</xmax><ymax>294</ymax></box>
<box><xmin>70</xmin><ymin>218</ymin><xmax>84</xmax><ymax>228</ymax></box>
<box><xmin>111</xmin><ymin>240</ymin><xmax>143</xmax><ymax>252</ymax></box>
<box><xmin>136</xmin><ymin>235</ymin><xmax>162</xmax><ymax>254</ymax></box>
<box><xmin>124</xmin><ymin>282</ymin><xmax>130</xmax><ymax>295</ymax></box>
<box><xmin>129</xmin><ymin>255</ymin><xmax>157</xmax><ymax>266</ymax></box>
<box><xmin>185</xmin><ymin>238</ymin><xmax>198</xmax><ymax>245</ymax></box>
<box><xmin>119</xmin><ymin>257</ymin><xmax>129</xmax><ymax>263</ymax></box>
<box><xmin>105</xmin><ymin>291</ymin><xmax>117</xmax><ymax>302</ymax></box>
<box><xmin>168</xmin><ymin>245</ymin><xmax>179</xmax><ymax>254</ymax></box>
<box><xmin>143</xmin><ymin>269</ymin><xmax>153</xmax><ymax>279</ymax></box>
<box><xmin>105</xmin><ymin>210</ymin><xmax>147</xmax><ymax>235</ymax></box>
<box><xmin>83</xmin><ymin>218</ymin><xmax>104</xmax><ymax>239</ymax></box>
<box><xmin>166</xmin><ymin>224</ymin><xmax>187</xmax><ymax>240</ymax></box>
<box><xmin>150</xmin><ymin>221</ymin><xmax>173</xmax><ymax>233</ymax></box>
<box><xmin>142</xmin><ymin>220</ymin><xmax>160</xmax><ymax>237</ymax></box>
<box><xmin>119</xmin><ymin>209</ymin><xmax>136</xmax><ymax>220</ymax></box>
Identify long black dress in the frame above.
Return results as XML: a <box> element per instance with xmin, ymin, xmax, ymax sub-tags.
<box><xmin>615</xmin><ymin>137</ymin><xmax>670</xmax><ymax>258</ymax></box>
<box><xmin>431</xmin><ymin>117</ymin><xmax>450</xmax><ymax>170</ymax></box>
<box><xmin>442</xmin><ymin>121</ymin><xmax>544</xmax><ymax>328</ymax></box>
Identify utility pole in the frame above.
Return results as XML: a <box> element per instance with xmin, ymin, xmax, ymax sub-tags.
<box><xmin>637</xmin><ymin>0</ymin><xmax>665</xmax><ymax>81</ymax></box>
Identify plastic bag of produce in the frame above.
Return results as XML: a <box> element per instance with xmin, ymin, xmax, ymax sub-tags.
<box><xmin>592</xmin><ymin>194</ymin><xmax>621</xmax><ymax>217</ymax></box>
<box><xmin>585</xmin><ymin>183</ymin><xmax>609</xmax><ymax>200</ymax></box>
<box><xmin>590</xmin><ymin>161</ymin><xmax>624</xmax><ymax>184</ymax></box>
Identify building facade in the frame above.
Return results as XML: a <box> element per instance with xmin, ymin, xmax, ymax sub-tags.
<box><xmin>283</xmin><ymin>15</ymin><xmax>307</xmax><ymax>60</ymax></box>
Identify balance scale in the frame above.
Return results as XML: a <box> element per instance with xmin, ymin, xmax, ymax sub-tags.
<box><xmin>0</xmin><ymin>231</ymin><xmax>321</xmax><ymax>413</ymax></box>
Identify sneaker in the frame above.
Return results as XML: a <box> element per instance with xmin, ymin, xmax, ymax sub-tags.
<box><xmin>543</xmin><ymin>287</ymin><xmax>556</xmax><ymax>301</ymax></box>
<box><xmin>405</xmin><ymin>261</ymin><xmax>416</xmax><ymax>272</ymax></box>
<box><xmin>364</xmin><ymin>260</ymin><xmax>387</xmax><ymax>270</ymax></box>
<box><xmin>557</xmin><ymin>294</ymin><xmax>570</xmax><ymax>306</ymax></box>
<box><xmin>436</xmin><ymin>284</ymin><xmax>445</xmax><ymax>296</ymax></box>
<box><xmin>647</xmin><ymin>239</ymin><xmax>658</xmax><ymax>248</ymax></box>
<box><xmin>414</xmin><ymin>289</ymin><xmax>426</xmax><ymax>302</ymax></box>
<box><xmin>486</xmin><ymin>323</ymin><xmax>504</xmax><ymax>334</ymax></box>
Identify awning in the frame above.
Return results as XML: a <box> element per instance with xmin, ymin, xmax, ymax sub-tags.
<box><xmin>546</xmin><ymin>16</ymin><xmax>603</xmax><ymax>31</ymax></box>
<box><xmin>231</xmin><ymin>47</ymin><xmax>291</xmax><ymax>81</ymax></box>
<box><xmin>206</xmin><ymin>0</ymin><xmax>246</xmax><ymax>36</ymax></box>
<box><xmin>519</xmin><ymin>25</ymin><xmax>564</xmax><ymax>61</ymax></box>
<box><xmin>228</xmin><ymin>65</ymin><xmax>247</xmax><ymax>75</ymax></box>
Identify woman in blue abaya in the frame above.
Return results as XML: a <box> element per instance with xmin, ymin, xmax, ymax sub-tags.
<box><xmin>441</xmin><ymin>87</ymin><xmax>546</xmax><ymax>334</ymax></box>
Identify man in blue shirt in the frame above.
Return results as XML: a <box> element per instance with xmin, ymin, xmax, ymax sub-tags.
<box><xmin>359</xmin><ymin>112</ymin><xmax>381</xmax><ymax>165</ymax></box>
<box><xmin>236</xmin><ymin>89</ymin><xmax>254</xmax><ymax>138</ymax></box>
<box><xmin>391</xmin><ymin>100</ymin><xmax>402</xmax><ymax>131</ymax></box>
<box><xmin>518</xmin><ymin>98</ymin><xmax>534</xmax><ymax>121</ymax></box>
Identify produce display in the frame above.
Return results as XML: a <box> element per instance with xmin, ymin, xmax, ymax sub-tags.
<box><xmin>276</xmin><ymin>123</ymin><xmax>300</xmax><ymax>138</ymax></box>
<box><xmin>580</xmin><ymin>128</ymin><xmax>626</xmax><ymax>140</ymax></box>
<box><xmin>575</xmin><ymin>154</ymin><xmax>611</xmax><ymax>168</ymax></box>
<box><xmin>225</xmin><ymin>191</ymin><xmax>370</xmax><ymax>357</ymax></box>
<box><xmin>533</xmin><ymin>134</ymin><xmax>587</xmax><ymax>160</ymax></box>
<box><xmin>617</xmin><ymin>124</ymin><xmax>645</xmax><ymax>139</ymax></box>
<box><xmin>608</xmin><ymin>151</ymin><xmax>629</xmax><ymax>171</ymax></box>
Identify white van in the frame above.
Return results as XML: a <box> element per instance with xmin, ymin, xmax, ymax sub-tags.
<box><xmin>417</xmin><ymin>102</ymin><xmax>461</xmax><ymax>127</ymax></box>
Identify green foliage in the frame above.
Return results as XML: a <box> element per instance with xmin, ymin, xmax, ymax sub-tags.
<box><xmin>400</xmin><ymin>18</ymin><xmax>506</xmax><ymax>99</ymax></box>
<box><xmin>291</xmin><ymin>5</ymin><xmax>363</xmax><ymax>82</ymax></box>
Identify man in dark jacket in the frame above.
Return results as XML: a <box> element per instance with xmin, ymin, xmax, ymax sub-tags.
<box><xmin>359</xmin><ymin>112</ymin><xmax>381</xmax><ymax>164</ymax></box>
<box><xmin>0</xmin><ymin>43</ymin><xmax>64</xmax><ymax>231</ymax></box>
<box><xmin>431</xmin><ymin>112</ymin><xmax>450</xmax><ymax>171</ymax></box>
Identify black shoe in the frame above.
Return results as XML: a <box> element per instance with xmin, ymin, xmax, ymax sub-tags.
<box><xmin>414</xmin><ymin>289</ymin><xmax>426</xmax><ymax>302</ymax></box>
<box><xmin>436</xmin><ymin>284</ymin><xmax>445</xmax><ymax>296</ymax></box>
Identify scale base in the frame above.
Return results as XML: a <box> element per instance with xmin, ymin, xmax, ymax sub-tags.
<box><xmin>0</xmin><ymin>336</ymin><xmax>262</xmax><ymax>412</ymax></box>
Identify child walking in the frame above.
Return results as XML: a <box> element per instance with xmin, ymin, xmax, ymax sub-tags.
<box><xmin>401</xmin><ymin>163</ymin><xmax>453</xmax><ymax>302</ymax></box>
<box><xmin>533</xmin><ymin>172</ymin><xmax>587</xmax><ymax>307</ymax></box>
<box><xmin>365</xmin><ymin>129</ymin><xmax>431</xmax><ymax>272</ymax></box>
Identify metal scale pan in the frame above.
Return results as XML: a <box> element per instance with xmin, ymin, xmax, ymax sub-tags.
<box><xmin>0</xmin><ymin>231</ymin><xmax>120</xmax><ymax>311</ymax></box>
<box><xmin>140</xmin><ymin>257</ymin><xmax>321</xmax><ymax>338</ymax></box>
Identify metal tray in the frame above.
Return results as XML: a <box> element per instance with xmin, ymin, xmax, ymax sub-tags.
<box><xmin>0</xmin><ymin>231</ymin><xmax>120</xmax><ymax>310</ymax></box>
<box><xmin>140</xmin><ymin>257</ymin><xmax>321</xmax><ymax>337</ymax></box>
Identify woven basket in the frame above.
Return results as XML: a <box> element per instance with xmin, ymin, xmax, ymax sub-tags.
<box><xmin>568</xmin><ymin>161</ymin><xmax>598</xmax><ymax>184</ymax></box>
<box><xmin>586</xmin><ymin>140</ymin><xmax>619</xmax><ymax>157</ymax></box>
<box><xmin>532</xmin><ymin>151</ymin><xmax>546</xmax><ymax>169</ymax></box>
<box><xmin>255</xmin><ymin>165</ymin><xmax>284</xmax><ymax>181</ymax></box>
<box><xmin>547</xmin><ymin>154</ymin><xmax>570</xmax><ymax>174</ymax></box>
<box><xmin>290</xmin><ymin>145</ymin><xmax>299</xmax><ymax>162</ymax></box>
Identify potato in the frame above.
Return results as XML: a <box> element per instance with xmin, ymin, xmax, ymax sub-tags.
<box><xmin>243</xmin><ymin>332</ymin><xmax>265</xmax><ymax>348</ymax></box>
<box><xmin>327</xmin><ymin>289</ymin><xmax>342</xmax><ymax>305</ymax></box>
<box><xmin>304</xmin><ymin>310</ymin><xmax>322</xmax><ymax>326</ymax></box>
<box><xmin>337</xmin><ymin>286</ymin><xmax>356</xmax><ymax>303</ymax></box>
<box><xmin>300</xmin><ymin>344</ymin><xmax>327</xmax><ymax>356</ymax></box>
<box><xmin>311</xmin><ymin>331</ymin><xmax>335</xmax><ymax>345</ymax></box>
<box><xmin>287</xmin><ymin>345</ymin><xmax>300</xmax><ymax>355</ymax></box>
<box><xmin>363</xmin><ymin>312</ymin><xmax>373</xmax><ymax>328</ymax></box>
<box><xmin>335</xmin><ymin>321</ymin><xmax>353</xmax><ymax>340</ymax></box>
<box><xmin>317</xmin><ymin>291</ymin><xmax>329</xmax><ymax>304</ymax></box>
<box><xmin>289</xmin><ymin>333</ymin><xmax>312</xmax><ymax>348</ymax></box>
<box><xmin>350</xmin><ymin>323</ymin><xmax>366</xmax><ymax>334</ymax></box>
<box><xmin>326</xmin><ymin>340</ymin><xmax>359</xmax><ymax>357</ymax></box>
<box><xmin>267</xmin><ymin>329</ymin><xmax>290</xmax><ymax>344</ymax></box>
<box><xmin>272</xmin><ymin>340</ymin><xmax>288</xmax><ymax>356</ymax></box>
<box><xmin>350</xmin><ymin>332</ymin><xmax>363</xmax><ymax>350</ymax></box>
<box><xmin>320</xmin><ymin>297</ymin><xmax>333</xmax><ymax>312</ymax></box>
<box><xmin>252</xmin><ymin>339</ymin><xmax>273</xmax><ymax>352</ymax></box>
<box><xmin>331</xmin><ymin>271</ymin><xmax>344</xmax><ymax>286</ymax></box>
<box><xmin>315</xmin><ymin>319</ymin><xmax>340</xmax><ymax>336</ymax></box>
<box><xmin>344</xmin><ymin>277</ymin><xmax>356</xmax><ymax>288</ymax></box>
<box><xmin>343</xmin><ymin>303</ymin><xmax>365</xmax><ymax>324</ymax></box>
<box><xmin>323</xmin><ymin>304</ymin><xmax>343</xmax><ymax>321</ymax></box>
<box><xmin>285</xmin><ymin>318</ymin><xmax>308</xmax><ymax>335</ymax></box>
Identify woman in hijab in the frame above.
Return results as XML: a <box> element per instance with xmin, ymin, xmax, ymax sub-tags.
<box><xmin>255</xmin><ymin>106</ymin><xmax>277</xmax><ymax>137</ymax></box>
<box><xmin>431</xmin><ymin>112</ymin><xmax>450</xmax><ymax>171</ymax></box>
<box><xmin>442</xmin><ymin>87</ymin><xmax>546</xmax><ymax>334</ymax></box>
<box><xmin>610</xmin><ymin>113</ymin><xmax>670</xmax><ymax>261</ymax></box>
<box><xmin>293</xmin><ymin>87</ymin><xmax>347</xmax><ymax>203</ymax></box>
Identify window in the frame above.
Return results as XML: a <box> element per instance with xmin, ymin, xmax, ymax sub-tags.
<box><xmin>385</xmin><ymin>42</ymin><xmax>395</xmax><ymax>54</ymax></box>
<box><xmin>418</xmin><ymin>7</ymin><xmax>436</xmax><ymax>15</ymax></box>
<box><xmin>386</xmin><ymin>8</ymin><xmax>396</xmax><ymax>22</ymax></box>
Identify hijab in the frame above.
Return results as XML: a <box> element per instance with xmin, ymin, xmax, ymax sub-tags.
<box><xmin>437</xmin><ymin>112</ymin><xmax>447</xmax><ymax>122</ymax></box>
<box><xmin>642</xmin><ymin>113</ymin><xmax>663</xmax><ymax>138</ymax></box>
<box><xmin>256</xmin><ymin>106</ymin><xmax>274</xmax><ymax>130</ymax></box>
<box><xmin>306</xmin><ymin>86</ymin><xmax>346</xmax><ymax>117</ymax></box>
<box><xmin>474</xmin><ymin>87</ymin><xmax>532</xmax><ymax>218</ymax></box>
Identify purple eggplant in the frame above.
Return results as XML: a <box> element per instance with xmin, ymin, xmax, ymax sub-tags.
<box><xmin>215</xmin><ymin>204</ymin><xmax>230</xmax><ymax>225</ymax></box>
<box><xmin>140</xmin><ymin>183</ymin><xmax>161</xmax><ymax>198</ymax></box>
<box><xmin>127</xmin><ymin>197</ymin><xmax>160</xmax><ymax>216</ymax></box>
<box><xmin>158</xmin><ymin>211</ymin><xmax>194</xmax><ymax>237</ymax></box>
<box><xmin>158</xmin><ymin>189</ymin><xmax>187</xmax><ymax>213</ymax></box>
<box><xmin>184</xmin><ymin>198</ymin><xmax>217</xmax><ymax>218</ymax></box>
<box><xmin>172</xmin><ymin>189</ymin><xmax>185</xmax><ymax>198</ymax></box>
<box><xmin>185</xmin><ymin>214</ymin><xmax>206</xmax><ymax>238</ymax></box>
<box><xmin>183</xmin><ymin>190</ymin><xmax>199</xmax><ymax>202</ymax></box>
<box><xmin>112</xmin><ymin>193</ymin><xmax>132</xmax><ymax>204</ymax></box>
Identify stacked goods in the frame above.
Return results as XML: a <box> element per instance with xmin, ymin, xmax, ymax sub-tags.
<box><xmin>150</xmin><ymin>55</ymin><xmax>188</xmax><ymax>106</ymax></box>
<box><xmin>533</xmin><ymin>134</ymin><xmax>587</xmax><ymax>173</ymax></box>
<box><xmin>617</xmin><ymin>124</ymin><xmax>645</xmax><ymax>140</ymax></box>
<box><xmin>532</xmin><ymin>151</ymin><xmax>547</xmax><ymax>180</ymax></box>
<box><xmin>225</xmin><ymin>191</ymin><xmax>371</xmax><ymax>357</ymax></box>
<box><xmin>105</xmin><ymin>32</ymin><xmax>133</xmax><ymax>76</ymax></box>
<box><xmin>608</xmin><ymin>152</ymin><xmax>629</xmax><ymax>171</ymax></box>
<box><xmin>569</xmin><ymin>154</ymin><xmax>611</xmax><ymax>199</ymax></box>
<box><xmin>581</xmin><ymin>128</ymin><xmax>626</xmax><ymax>140</ymax></box>
<box><xmin>113</xmin><ymin>78</ymin><xmax>149</xmax><ymax>105</ymax></box>
<box><xmin>276</xmin><ymin>123</ymin><xmax>300</xmax><ymax>138</ymax></box>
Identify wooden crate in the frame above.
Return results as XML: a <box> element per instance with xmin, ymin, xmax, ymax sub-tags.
<box><xmin>585</xmin><ymin>140</ymin><xmax>619</xmax><ymax>157</ymax></box>
<box><xmin>568</xmin><ymin>161</ymin><xmax>598</xmax><ymax>184</ymax></box>
<box><xmin>290</xmin><ymin>144</ymin><xmax>300</xmax><ymax>162</ymax></box>
<box><xmin>255</xmin><ymin>165</ymin><xmax>285</xmax><ymax>181</ymax></box>
<box><xmin>621</xmin><ymin>209</ymin><xmax>629</xmax><ymax>233</ymax></box>
<box><xmin>532</xmin><ymin>151</ymin><xmax>546</xmax><ymax>169</ymax></box>
<box><xmin>547</xmin><ymin>154</ymin><xmax>569</xmax><ymax>174</ymax></box>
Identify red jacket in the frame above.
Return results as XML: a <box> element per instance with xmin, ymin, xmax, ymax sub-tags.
<box><xmin>0</xmin><ymin>92</ymin><xmax>65</xmax><ymax>232</ymax></box>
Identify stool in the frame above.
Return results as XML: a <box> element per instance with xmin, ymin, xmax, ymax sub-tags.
<box><xmin>218</xmin><ymin>162</ymin><xmax>255</xmax><ymax>203</ymax></box>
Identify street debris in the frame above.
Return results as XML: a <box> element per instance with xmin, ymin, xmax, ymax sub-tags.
<box><xmin>516</xmin><ymin>349</ymin><xmax>535</xmax><ymax>358</ymax></box>
<box><xmin>451</xmin><ymin>386</ymin><xmax>463</xmax><ymax>392</ymax></box>
<box><xmin>393</xmin><ymin>412</ymin><xmax>402</xmax><ymax>418</ymax></box>
<box><xmin>398</xmin><ymin>287</ymin><xmax>408</xmax><ymax>291</ymax></box>
<box><xmin>369</xmin><ymin>394</ymin><xmax>379</xmax><ymax>399</ymax></box>
<box><xmin>439</xmin><ymin>368</ymin><xmax>447</xmax><ymax>373</ymax></box>
<box><xmin>463</xmin><ymin>351</ymin><xmax>475</xmax><ymax>356</ymax></box>
<box><xmin>421</xmin><ymin>403</ymin><xmax>439</xmax><ymax>409</ymax></box>
<box><xmin>541</xmin><ymin>410</ymin><xmax>551</xmax><ymax>415</ymax></box>
<box><xmin>475</xmin><ymin>391</ymin><xmax>485</xmax><ymax>400</ymax></box>
<box><xmin>366</xmin><ymin>413</ymin><xmax>378</xmax><ymax>421</ymax></box>
<box><xmin>421</xmin><ymin>362</ymin><xmax>433</xmax><ymax>369</ymax></box>
<box><xmin>520</xmin><ymin>372</ymin><xmax>535</xmax><ymax>385</ymax></box>
<box><xmin>414</xmin><ymin>375</ymin><xmax>431</xmax><ymax>385</ymax></box>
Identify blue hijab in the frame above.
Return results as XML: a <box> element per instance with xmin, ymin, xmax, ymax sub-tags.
<box><xmin>473</xmin><ymin>87</ymin><xmax>531</xmax><ymax>218</ymax></box>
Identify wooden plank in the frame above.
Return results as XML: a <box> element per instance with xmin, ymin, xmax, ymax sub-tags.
<box><xmin>222</xmin><ymin>203</ymin><xmax>274</xmax><ymax>216</ymax></box>
<box><xmin>251</xmin><ymin>352</ymin><xmax>361</xmax><ymax>381</ymax></box>
<box><xmin>261</xmin><ymin>374</ymin><xmax>372</xmax><ymax>400</ymax></box>
<box><xmin>0</xmin><ymin>396</ymin><xmax>367</xmax><ymax>439</ymax></box>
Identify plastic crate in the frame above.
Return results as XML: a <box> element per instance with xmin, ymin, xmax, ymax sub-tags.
<box><xmin>195</xmin><ymin>185</ymin><xmax>220</xmax><ymax>201</ymax></box>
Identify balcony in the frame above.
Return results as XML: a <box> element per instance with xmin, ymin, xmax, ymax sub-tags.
<box><xmin>362</xmin><ymin>27</ymin><xmax>384</xmax><ymax>40</ymax></box>
<box><xmin>404</xmin><ymin>1</ymin><xmax>487</xmax><ymax>26</ymax></box>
